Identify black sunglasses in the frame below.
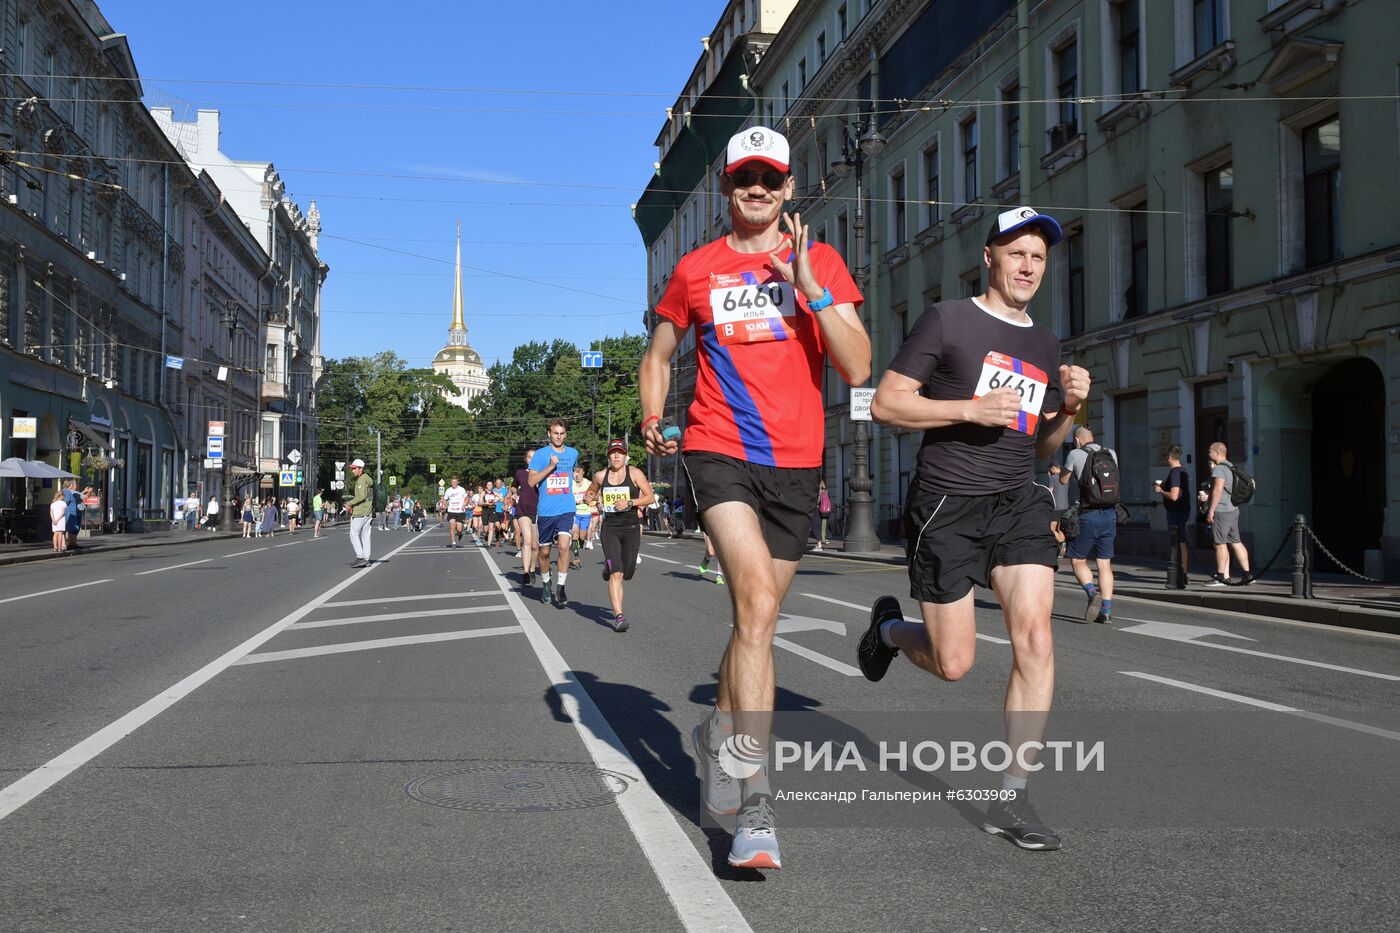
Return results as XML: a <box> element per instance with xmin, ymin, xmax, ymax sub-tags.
<box><xmin>728</xmin><ymin>167</ymin><xmax>789</xmax><ymax>190</ymax></box>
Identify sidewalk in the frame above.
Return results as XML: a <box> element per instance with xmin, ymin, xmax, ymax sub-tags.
<box><xmin>0</xmin><ymin>522</ymin><xmax>344</xmax><ymax>568</ymax></box>
<box><xmin>643</xmin><ymin>529</ymin><xmax>1399</xmax><ymax>634</ymax></box>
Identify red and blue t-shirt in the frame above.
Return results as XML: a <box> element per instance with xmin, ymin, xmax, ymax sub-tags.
<box><xmin>654</xmin><ymin>237</ymin><xmax>862</xmax><ymax>468</ymax></box>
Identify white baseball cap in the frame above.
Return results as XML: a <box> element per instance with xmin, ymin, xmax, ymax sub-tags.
<box><xmin>351</xmin><ymin>458</ymin><xmax>365</xmax><ymax>469</ymax></box>
<box><xmin>986</xmin><ymin>206</ymin><xmax>1063</xmax><ymax>246</ymax></box>
<box><xmin>725</xmin><ymin>126</ymin><xmax>790</xmax><ymax>174</ymax></box>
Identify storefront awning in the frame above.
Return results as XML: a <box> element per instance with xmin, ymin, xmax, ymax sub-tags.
<box><xmin>68</xmin><ymin>420</ymin><xmax>115</xmax><ymax>454</ymax></box>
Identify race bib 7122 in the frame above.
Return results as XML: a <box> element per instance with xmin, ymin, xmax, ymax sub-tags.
<box><xmin>972</xmin><ymin>352</ymin><xmax>1050</xmax><ymax>434</ymax></box>
<box><xmin>544</xmin><ymin>474</ymin><xmax>571</xmax><ymax>495</ymax></box>
<box><xmin>709</xmin><ymin>273</ymin><xmax>796</xmax><ymax>346</ymax></box>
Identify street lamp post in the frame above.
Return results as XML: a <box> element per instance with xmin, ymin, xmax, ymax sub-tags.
<box><xmin>831</xmin><ymin>121</ymin><xmax>887</xmax><ymax>554</ymax></box>
<box><xmin>219</xmin><ymin>304</ymin><xmax>241</xmax><ymax>531</ymax></box>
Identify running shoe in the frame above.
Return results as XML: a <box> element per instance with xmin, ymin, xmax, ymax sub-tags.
<box><xmin>1083</xmin><ymin>590</ymin><xmax>1103</xmax><ymax>624</ymax></box>
<box><xmin>729</xmin><ymin>794</ymin><xmax>781</xmax><ymax>870</ymax></box>
<box><xmin>699</xmin><ymin>556</ymin><xmax>711</xmax><ymax>574</ymax></box>
<box><xmin>690</xmin><ymin>721</ymin><xmax>741</xmax><ymax>816</ymax></box>
<box><xmin>859</xmin><ymin>595</ymin><xmax>902</xmax><ymax>682</ymax></box>
<box><xmin>982</xmin><ymin>791</ymin><xmax>1061</xmax><ymax>850</ymax></box>
<box><xmin>1095</xmin><ymin>612</ymin><xmax>1113</xmax><ymax>625</ymax></box>
<box><xmin>714</xmin><ymin>573</ymin><xmax>726</xmax><ymax>586</ymax></box>
<box><xmin>554</xmin><ymin>585</ymin><xmax>568</xmax><ymax>609</ymax></box>
<box><xmin>541</xmin><ymin>578</ymin><xmax>552</xmax><ymax>605</ymax></box>
<box><xmin>585</xmin><ymin>540</ymin><xmax>594</xmax><ymax>549</ymax></box>
<box><xmin>1204</xmin><ymin>574</ymin><xmax>1229</xmax><ymax>588</ymax></box>
<box><xmin>612</xmin><ymin>613</ymin><xmax>629</xmax><ymax>633</ymax></box>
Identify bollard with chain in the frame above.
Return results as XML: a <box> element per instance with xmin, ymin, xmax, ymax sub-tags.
<box><xmin>1291</xmin><ymin>514</ymin><xmax>1310</xmax><ymax>599</ymax></box>
<box><xmin>1165</xmin><ymin>523</ymin><xmax>1185</xmax><ymax>589</ymax></box>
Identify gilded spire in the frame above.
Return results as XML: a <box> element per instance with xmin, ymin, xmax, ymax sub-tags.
<box><xmin>451</xmin><ymin>221</ymin><xmax>466</xmax><ymax>332</ymax></box>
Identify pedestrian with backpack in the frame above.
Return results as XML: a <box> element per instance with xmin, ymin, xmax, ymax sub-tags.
<box><xmin>1200</xmin><ymin>441</ymin><xmax>1252</xmax><ymax>586</ymax></box>
<box><xmin>1060</xmin><ymin>425</ymin><xmax>1119</xmax><ymax>623</ymax></box>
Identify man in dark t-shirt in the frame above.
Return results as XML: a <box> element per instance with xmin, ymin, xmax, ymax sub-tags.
<box><xmin>1156</xmin><ymin>444</ymin><xmax>1192</xmax><ymax>579</ymax></box>
<box><xmin>858</xmin><ymin>207</ymin><xmax>1093</xmax><ymax>852</ymax></box>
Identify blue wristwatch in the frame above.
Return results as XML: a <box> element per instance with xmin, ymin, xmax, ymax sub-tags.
<box><xmin>807</xmin><ymin>287</ymin><xmax>835</xmax><ymax>312</ymax></box>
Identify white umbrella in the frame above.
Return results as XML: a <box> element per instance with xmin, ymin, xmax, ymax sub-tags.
<box><xmin>0</xmin><ymin>457</ymin><xmax>52</xmax><ymax>478</ymax></box>
<box><xmin>29</xmin><ymin>460</ymin><xmax>78</xmax><ymax>479</ymax></box>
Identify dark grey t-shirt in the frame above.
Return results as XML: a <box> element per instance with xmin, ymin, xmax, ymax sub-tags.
<box><xmin>888</xmin><ymin>298</ymin><xmax>1063</xmax><ymax>496</ymax></box>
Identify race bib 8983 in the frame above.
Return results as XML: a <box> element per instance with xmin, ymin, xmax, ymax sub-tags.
<box><xmin>709</xmin><ymin>273</ymin><xmax>796</xmax><ymax>346</ymax></box>
<box><xmin>972</xmin><ymin>352</ymin><xmax>1050</xmax><ymax>435</ymax></box>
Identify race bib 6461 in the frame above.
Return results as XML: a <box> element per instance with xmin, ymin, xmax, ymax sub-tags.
<box><xmin>709</xmin><ymin>273</ymin><xmax>796</xmax><ymax>346</ymax></box>
<box><xmin>972</xmin><ymin>352</ymin><xmax>1050</xmax><ymax>434</ymax></box>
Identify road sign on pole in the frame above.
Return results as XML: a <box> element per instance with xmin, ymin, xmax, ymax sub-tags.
<box><xmin>581</xmin><ymin>351</ymin><xmax>603</xmax><ymax>369</ymax></box>
<box><xmin>287</xmin><ymin>449</ymin><xmax>302</xmax><ymax>464</ymax></box>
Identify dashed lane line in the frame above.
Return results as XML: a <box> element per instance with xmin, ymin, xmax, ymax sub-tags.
<box><xmin>322</xmin><ymin>591</ymin><xmax>499</xmax><ymax>609</ymax></box>
<box><xmin>0</xmin><ymin>578</ymin><xmax>112</xmax><ymax>605</ymax></box>
<box><xmin>134</xmin><ymin>557</ymin><xmax>214</xmax><ymax>576</ymax></box>
<box><xmin>1120</xmin><ymin>671</ymin><xmax>1400</xmax><ymax>743</ymax></box>
<box><xmin>0</xmin><ymin>526</ymin><xmax>432</xmax><ymax>823</ymax></box>
<box><xmin>475</xmin><ymin>549</ymin><xmax>754</xmax><ymax>933</ymax></box>
<box><xmin>234</xmin><ymin>626</ymin><xmax>523</xmax><ymax>664</ymax></box>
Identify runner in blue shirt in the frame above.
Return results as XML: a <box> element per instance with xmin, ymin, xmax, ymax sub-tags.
<box><xmin>527</xmin><ymin>418</ymin><xmax>581</xmax><ymax>608</ymax></box>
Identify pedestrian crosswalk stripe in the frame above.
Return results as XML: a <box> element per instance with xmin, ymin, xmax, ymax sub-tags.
<box><xmin>235</xmin><ymin>627</ymin><xmax>524</xmax><ymax>665</ymax></box>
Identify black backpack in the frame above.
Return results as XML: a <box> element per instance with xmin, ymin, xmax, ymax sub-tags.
<box><xmin>1077</xmin><ymin>445</ymin><xmax>1121</xmax><ymax>508</ymax></box>
<box><xmin>1228</xmin><ymin>465</ymin><xmax>1256</xmax><ymax>506</ymax></box>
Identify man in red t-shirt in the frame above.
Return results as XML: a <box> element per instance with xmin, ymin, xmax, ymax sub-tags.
<box><xmin>640</xmin><ymin>125</ymin><xmax>871</xmax><ymax>870</ymax></box>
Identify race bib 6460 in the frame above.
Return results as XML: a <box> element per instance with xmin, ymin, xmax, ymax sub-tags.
<box><xmin>709</xmin><ymin>273</ymin><xmax>796</xmax><ymax>346</ymax></box>
<box><xmin>972</xmin><ymin>352</ymin><xmax>1050</xmax><ymax>434</ymax></box>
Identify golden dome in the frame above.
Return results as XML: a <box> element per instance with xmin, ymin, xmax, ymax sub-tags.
<box><xmin>434</xmin><ymin>345</ymin><xmax>482</xmax><ymax>367</ymax></box>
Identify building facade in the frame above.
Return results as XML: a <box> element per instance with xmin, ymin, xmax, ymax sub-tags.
<box><xmin>733</xmin><ymin>0</ymin><xmax>1398</xmax><ymax>573</ymax></box>
<box><xmin>433</xmin><ymin>226</ymin><xmax>488</xmax><ymax>409</ymax></box>
<box><xmin>152</xmin><ymin>108</ymin><xmax>326</xmax><ymax>502</ymax></box>
<box><xmin>0</xmin><ymin>0</ymin><xmax>193</xmax><ymax>528</ymax></box>
<box><xmin>635</xmin><ymin>0</ymin><xmax>798</xmax><ymax>491</ymax></box>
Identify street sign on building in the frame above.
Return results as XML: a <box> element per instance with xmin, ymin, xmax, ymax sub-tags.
<box><xmin>165</xmin><ymin>355</ymin><xmax>184</xmax><ymax>370</ymax></box>
<box><xmin>581</xmin><ymin>351</ymin><xmax>604</xmax><ymax>369</ymax></box>
<box><xmin>850</xmin><ymin>388</ymin><xmax>875</xmax><ymax>422</ymax></box>
<box><xmin>12</xmin><ymin>417</ymin><xmax>36</xmax><ymax>439</ymax></box>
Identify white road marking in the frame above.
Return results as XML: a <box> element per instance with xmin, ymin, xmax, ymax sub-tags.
<box><xmin>273</xmin><ymin>540</ymin><xmax>303</xmax><ymax>548</ymax></box>
<box><xmin>642</xmin><ymin>551</ymin><xmax>687</xmax><ymax>566</ymax></box>
<box><xmin>1121</xmin><ymin>671</ymin><xmax>1400</xmax><ymax>743</ymax></box>
<box><xmin>322</xmin><ymin>591</ymin><xmax>498</xmax><ymax>608</ymax></box>
<box><xmin>134</xmin><ymin>558</ymin><xmax>214</xmax><ymax>576</ymax></box>
<box><xmin>0</xmin><ymin>578</ymin><xmax>112</xmax><ymax>605</ymax></box>
<box><xmin>474</xmin><ymin>549</ymin><xmax>754</xmax><ymax>933</ymax></box>
<box><xmin>1116</xmin><ymin>617</ymin><xmax>1400</xmax><ymax>682</ymax></box>
<box><xmin>290</xmin><ymin>605</ymin><xmax>510</xmax><ymax>630</ymax></box>
<box><xmin>772</xmin><ymin>636</ymin><xmax>862</xmax><ymax>676</ymax></box>
<box><xmin>235</xmin><ymin>626</ymin><xmax>523</xmax><ymax>664</ymax></box>
<box><xmin>800</xmin><ymin>592</ymin><xmax>1012</xmax><ymax>645</ymax></box>
<box><xmin>0</xmin><ymin>527</ymin><xmax>432</xmax><ymax>823</ymax></box>
<box><xmin>225</xmin><ymin>547</ymin><xmax>271</xmax><ymax>559</ymax></box>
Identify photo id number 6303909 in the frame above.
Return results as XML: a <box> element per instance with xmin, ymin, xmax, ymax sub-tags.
<box><xmin>720</xmin><ymin>284</ymin><xmax>786</xmax><ymax>313</ymax></box>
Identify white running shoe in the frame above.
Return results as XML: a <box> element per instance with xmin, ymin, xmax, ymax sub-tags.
<box><xmin>729</xmin><ymin>794</ymin><xmax>781</xmax><ymax>870</ymax></box>
<box><xmin>690</xmin><ymin>721</ymin><xmax>741</xmax><ymax>816</ymax></box>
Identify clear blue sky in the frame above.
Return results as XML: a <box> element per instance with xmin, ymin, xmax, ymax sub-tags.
<box><xmin>105</xmin><ymin>1</ymin><xmax>719</xmax><ymax>369</ymax></box>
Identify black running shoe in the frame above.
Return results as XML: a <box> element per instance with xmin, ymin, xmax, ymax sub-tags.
<box><xmin>858</xmin><ymin>595</ymin><xmax>903</xmax><ymax>682</ymax></box>
<box><xmin>554</xmin><ymin>585</ymin><xmax>568</xmax><ymax>609</ymax></box>
<box><xmin>612</xmin><ymin>613</ymin><xmax>629</xmax><ymax>633</ymax></box>
<box><xmin>983</xmin><ymin>791</ymin><xmax>1061</xmax><ymax>851</ymax></box>
<box><xmin>541</xmin><ymin>578</ymin><xmax>552</xmax><ymax>605</ymax></box>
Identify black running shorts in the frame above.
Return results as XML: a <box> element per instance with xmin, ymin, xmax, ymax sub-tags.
<box><xmin>447</xmin><ymin>511</ymin><xmax>466</xmax><ymax>523</ymax></box>
<box><xmin>904</xmin><ymin>481</ymin><xmax>1058</xmax><ymax>604</ymax></box>
<box><xmin>601</xmin><ymin>522</ymin><xmax>641</xmax><ymax>580</ymax></box>
<box><xmin>682</xmin><ymin>451</ymin><xmax>820</xmax><ymax>562</ymax></box>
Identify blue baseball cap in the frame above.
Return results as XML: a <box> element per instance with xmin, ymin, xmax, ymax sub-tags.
<box><xmin>986</xmin><ymin>206</ymin><xmax>1063</xmax><ymax>246</ymax></box>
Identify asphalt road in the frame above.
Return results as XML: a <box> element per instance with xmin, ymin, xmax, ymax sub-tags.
<box><xmin>2</xmin><ymin>523</ymin><xmax>1397</xmax><ymax>932</ymax></box>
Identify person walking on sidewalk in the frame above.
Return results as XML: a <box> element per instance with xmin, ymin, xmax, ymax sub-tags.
<box><xmin>1201</xmin><ymin>442</ymin><xmax>1251</xmax><ymax>586</ymax></box>
<box><xmin>859</xmin><ymin>206</ymin><xmax>1090</xmax><ymax>852</ymax></box>
<box><xmin>346</xmin><ymin>458</ymin><xmax>374</xmax><ymax>568</ymax></box>
<box><xmin>1061</xmin><ymin>425</ymin><xmax>1119</xmax><ymax>624</ymax></box>
<box><xmin>815</xmin><ymin>480</ymin><xmax>832</xmax><ymax>551</ymax></box>
<box><xmin>1156</xmin><ymin>446</ymin><xmax>1191</xmax><ymax>581</ymax></box>
<box><xmin>641</xmin><ymin>124</ymin><xmax>871</xmax><ymax>870</ymax></box>
<box><xmin>204</xmin><ymin>495</ymin><xmax>220</xmax><ymax>531</ymax></box>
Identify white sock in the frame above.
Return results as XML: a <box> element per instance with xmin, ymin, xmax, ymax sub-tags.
<box><xmin>1001</xmin><ymin>772</ymin><xmax>1028</xmax><ymax>793</ymax></box>
<box><xmin>557</xmin><ymin>571</ymin><xmax>568</xmax><ymax>586</ymax></box>
<box><xmin>879</xmin><ymin>619</ymin><xmax>900</xmax><ymax>649</ymax></box>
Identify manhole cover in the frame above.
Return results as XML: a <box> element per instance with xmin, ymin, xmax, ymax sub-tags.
<box><xmin>405</xmin><ymin>760</ymin><xmax>630</xmax><ymax>812</ymax></box>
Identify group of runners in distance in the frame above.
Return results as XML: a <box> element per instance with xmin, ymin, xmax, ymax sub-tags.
<box><xmin>418</xmin><ymin>123</ymin><xmax>1089</xmax><ymax>874</ymax></box>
